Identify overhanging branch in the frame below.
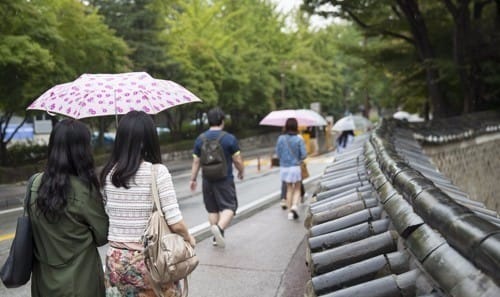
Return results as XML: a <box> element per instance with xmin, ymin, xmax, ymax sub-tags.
<box><xmin>345</xmin><ymin>8</ymin><xmax>415</xmax><ymax>45</ymax></box>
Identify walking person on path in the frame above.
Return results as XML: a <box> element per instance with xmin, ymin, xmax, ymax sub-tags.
<box><xmin>100</xmin><ymin>111</ymin><xmax>195</xmax><ymax>297</ymax></box>
<box><xmin>275</xmin><ymin>118</ymin><xmax>307</xmax><ymax>220</ymax></box>
<box><xmin>29</xmin><ymin>119</ymin><xmax>109</xmax><ymax>297</ymax></box>
<box><xmin>189</xmin><ymin>107</ymin><xmax>244</xmax><ymax>248</ymax></box>
<box><xmin>336</xmin><ymin>130</ymin><xmax>354</xmax><ymax>153</ymax></box>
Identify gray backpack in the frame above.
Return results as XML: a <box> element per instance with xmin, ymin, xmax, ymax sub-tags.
<box><xmin>200</xmin><ymin>132</ymin><xmax>228</xmax><ymax>181</ymax></box>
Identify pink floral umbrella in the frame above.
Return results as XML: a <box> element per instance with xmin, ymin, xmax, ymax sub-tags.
<box><xmin>27</xmin><ymin>72</ymin><xmax>202</xmax><ymax>119</ymax></box>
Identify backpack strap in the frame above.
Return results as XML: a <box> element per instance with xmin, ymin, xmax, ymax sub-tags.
<box><xmin>201</xmin><ymin>130</ymin><xmax>226</xmax><ymax>142</ymax></box>
<box><xmin>216</xmin><ymin>131</ymin><xmax>226</xmax><ymax>141</ymax></box>
<box><xmin>24</xmin><ymin>173</ymin><xmax>42</xmax><ymax>217</ymax></box>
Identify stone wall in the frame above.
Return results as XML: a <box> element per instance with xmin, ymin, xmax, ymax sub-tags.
<box><xmin>423</xmin><ymin>132</ymin><xmax>500</xmax><ymax>213</ymax></box>
<box><xmin>162</xmin><ymin>132</ymin><xmax>280</xmax><ymax>162</ymax></box>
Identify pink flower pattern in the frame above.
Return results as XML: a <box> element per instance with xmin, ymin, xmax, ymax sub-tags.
<box><xmin>28</xmin><ymin>72</ymin><xmax>201</xmax><ymax>119</ymax></box>
<box><xmin>104</xmin><ymin>247</ymin><xmax>180</xmax><ymax>297</ymax></box>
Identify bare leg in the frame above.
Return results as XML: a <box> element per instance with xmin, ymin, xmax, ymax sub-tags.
<box><xmin>208</xmin><ymin>212</ymin><xmax>219</xmax><ymax>226</ymax></box>
<box><xmin>291</xmin><ymin>181</ymin><xmax>301</xmax><ymax>209</ymax></box>
<box><xmin>217</xmin><ymin>209</ymin><xmax>235</xmax><ymax>230</ymax></box>
<box><xmin>286</xmin><ymin>183</ymin><xmax>294</xmax><ymax>209</ymax></box>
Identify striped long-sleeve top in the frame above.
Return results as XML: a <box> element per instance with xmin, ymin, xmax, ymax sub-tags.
<box><xmin>103</xmin><ymin>161</ymin><xmax>183</xmax><ymax>243</ymax></box>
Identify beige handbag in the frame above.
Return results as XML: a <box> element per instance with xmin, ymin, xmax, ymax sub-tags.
<box><xmin>143</xmin><ymin>165</ymin><xmax>199</xmax><ymax>297</ymax></box>
<box><xmin>285</xmin><ymin>136</ymin><xmax>309</xmax><ymax>180</ymax></box>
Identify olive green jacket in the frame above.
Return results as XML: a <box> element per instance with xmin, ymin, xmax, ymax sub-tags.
<box><xmin>29</xmin><ymin>174</ymin><xmax>109</xmax><ymax>297</ymax></box>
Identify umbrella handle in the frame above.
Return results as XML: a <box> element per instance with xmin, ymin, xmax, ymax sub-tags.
<box><xmin>114</xmin><ymin>90</ymin><xmax>118</xmax><ymax>127</ymax></box>
<box><xmin>46</xmin><ymin>110</ymin><xmax>56</xmax><ymax>117</ymax></box>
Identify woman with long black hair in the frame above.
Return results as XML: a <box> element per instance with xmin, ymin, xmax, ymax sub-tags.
<box><xmin>30</xmin><ymin>119</ymin><xmax>108</xmax><ymax>297</ymax></box>
<box><xmin>101</xmin><ymin>111</ymin><xmax>195</xmax><ymax>297</ymax></box>
<box><xmin>336</xmin><ymin>130</ymin><xmax>354</xmax><ymax>153</ymax></box>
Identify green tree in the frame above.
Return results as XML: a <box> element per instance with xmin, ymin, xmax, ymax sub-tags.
<box><xmin>302</xmin><ymin>0</ymin><xmax>500</xmax><ymax>117</ymax></box>
<box><xmin>0</xmin><ymin>0</ymin><xmax>57</xmax><ymax>165</ymax></box>
<box><xmin>0</xmin><ymin>0</ymin><xmax>130</xmax><ymax>164</ymax></box>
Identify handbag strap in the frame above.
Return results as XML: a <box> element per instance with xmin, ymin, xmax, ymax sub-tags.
<box><xmin>284</xmin><ymin>135</ymin><xmax>301</xmax><ymax>164</ymax></box>
<box><xmin>149</xmin><ymin>164</ymin><xmax>190</xmax><ymax>297</ymax></box>
<box><xmin>150</xmin><ymin>164</ymin><xmax>164</xmax><ymax>216</ymax></box>
<box><xmin>24</xmin><ymin>173</ymin><xmax>42</xmax><ymax>217</ymax></box>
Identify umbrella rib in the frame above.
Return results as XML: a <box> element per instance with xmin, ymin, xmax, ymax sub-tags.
<box><xmin>139</xmin><ymin>89</ymin><xmax>156</xmax><ymax>114</ymax></box>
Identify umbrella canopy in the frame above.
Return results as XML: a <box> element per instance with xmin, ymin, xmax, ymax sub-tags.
<box><xmin>27</xmin><ymin>72</ymin><xmax>202</xmax><ymax>119</ymax></box>
<box><xmin>333</xmin><ymin>115</ymin><xmax>373</xmax><ymax>132</ymax></box>
<box><xmin>393</xmin><ymin>111</ymin><xmax>411</xmax><ymax>120</ymax></box>
<box><xmin>259</xmin><ymin>109</ymin><xmax>327</xmax><ymax>127</ymax></box>
<box><xmin>393</xmin><ymin>111</ymin><xmax>424</xmax><ymax>122</ymax></box>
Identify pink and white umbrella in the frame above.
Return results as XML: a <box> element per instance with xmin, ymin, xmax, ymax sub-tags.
<box><xmin>259</xmin><ymin>109</ymin><xmax>327</xmax><ymax>127</ymax></box>
<box><xmin>27</xmin><ymin>72</ymin><xmax>202</xmax><ymax>119</ymax></box>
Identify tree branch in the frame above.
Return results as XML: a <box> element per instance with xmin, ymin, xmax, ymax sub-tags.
<box><xmin>442</xmin><ymin>0</ymin><xmax>458</xmax><ymax>18</ymax></box>
<box><xmin>345</xmin><ymin>8</ymin><xmax>415</xmax><ymax>45</ymax></box>
<box><xmin>5</xmin><ymin>116</ymin><xmax>28</xmax><ymax>145</ymax></box>
<box><xmin>391</xmin><ymin>4</ymin><xmax>404</xmax><ymax>19</ymax></box>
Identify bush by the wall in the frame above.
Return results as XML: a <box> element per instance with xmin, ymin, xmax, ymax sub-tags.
<box><xmin>5</xmin><ymin>143</ymin><xmax>47</xmax><ymax>167</ymax></box>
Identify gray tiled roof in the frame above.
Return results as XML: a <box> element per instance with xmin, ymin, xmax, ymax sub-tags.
<box><xmin>304</xmin><ymin>116</ymin><xmax>500</xmax><ymax>297</ymax></box>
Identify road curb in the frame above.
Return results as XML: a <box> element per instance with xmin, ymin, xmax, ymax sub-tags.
<box><xmin>189</xmin><ymin>174</ymin><xmax>322</xmax><ymax>241</ymax></box>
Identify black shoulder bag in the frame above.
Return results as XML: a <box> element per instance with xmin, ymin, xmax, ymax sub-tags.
<box><xmin>0</xmin><ymin>173</ymin><xmax>40</xmax><ymax>288</ymax></box>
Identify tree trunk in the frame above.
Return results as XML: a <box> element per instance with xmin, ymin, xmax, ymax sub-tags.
<box><xmin>0</xmin><ymin>142</ymin><xmax>7</xmax><ymax>166</ymax></box>
<box><xmin>444</xmin><ymin>0</ymin><xmax>476</xmax><ymax>113</ymax></box>
<box><xmin>363</xmin><ymin>92</ymin><xmax>371</xmax><ymax>119</ymax></box>
<box><xmin>396</xmin><ymin>0</ymin><xmax>447</xmax><ymax>118</ymax></box>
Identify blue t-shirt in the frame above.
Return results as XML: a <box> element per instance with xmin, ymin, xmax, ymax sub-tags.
<box><xmin>193</xmin><ymin>130</ymin><xmax>240</xmax><ymax>180</ymax></box>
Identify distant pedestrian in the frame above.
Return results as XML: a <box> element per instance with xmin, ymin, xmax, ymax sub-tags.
<box><xmin>336</xmin><ymin>130</ymin><xmax>354</xmax><ymax>153</ymax></box>
<box><xmin>190</xmin><ymin>107</ymin><xmax>244</xmax><ymax>248</ymax></box>
<box><xmin>307</xmin><ymin>126</ymin><xmax>319</xmax><ymax>156</ymax></box>
<box><xmin>101</xmin><ymin>111</ymin><xmax>195</xmax><ymax>296</ymax></box>
<box><xmin>276</xmin><ymin>118</ymin><xmax>307</xmax><ymax>220</ymax></box>
<box><xmin>29</xmin><ymin>119</ymin><xmax>108</xmax><ymax>297</ymax></box>
<box><xmin>325</xmin><ymin>120</ymin><xmax>334</xmax><ymax>151</ymax></box>
<box><xmin>279</xmin><ymin>130</ymin><xmax>306</xmax><ymax>209</ymax></box>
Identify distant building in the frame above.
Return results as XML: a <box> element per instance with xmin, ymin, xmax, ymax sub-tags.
<box><xmin>32</xmin><ymin>113</ymin><xmax>52</xmax><ymax>144</ymax></box>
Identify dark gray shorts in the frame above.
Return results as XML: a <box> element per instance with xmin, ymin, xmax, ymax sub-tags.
<box><xmin>202</xmin><ymin>178</ymin><xmax>238</xmax><ymax>213</ymax></box>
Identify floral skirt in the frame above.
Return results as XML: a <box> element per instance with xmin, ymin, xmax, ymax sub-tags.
<box><xmin>105</xmin><ymin>246</ymin><xmax>181</xmax><ymax>297</ymax></box>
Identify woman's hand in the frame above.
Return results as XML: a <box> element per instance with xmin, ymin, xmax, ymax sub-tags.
<box><xmin>170</xmin><ymin>220</ymin><xmax>196</xmax><ymax>247</ymax></box>
<box><xmin>186</xmin><ymin>234</ymin><xmax>196</xmax><ymax>247</ymax></box>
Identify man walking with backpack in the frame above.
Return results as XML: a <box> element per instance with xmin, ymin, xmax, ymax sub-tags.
<box><xmin>190</xmin><ymin>107</ymin><xmax>244</xmax><ymax>248</ymax></box>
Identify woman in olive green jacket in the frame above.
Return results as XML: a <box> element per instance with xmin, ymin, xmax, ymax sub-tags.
<box><xmin>29</xmin><ymin>119</ymin><xmax>109</xmax><ymax>297</ymax></box>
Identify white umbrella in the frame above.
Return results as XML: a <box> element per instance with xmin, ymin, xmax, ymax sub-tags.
<box><xmin>393</xmin><ymin>111</ymin><xmax>411</xmax><ymax>120</ymax></box>
<box><xmin>259</xmin><ymin>109</ymin><xmax>327</xmax><ymax>127</ymax></box>
<box><xmin>393</xmin><ymin>111</ymin><xmax>424</xmax><ymax>122</ymax></box>
<box><xmin>333</xmin><ymin>115</ymin><xmax>373</xmax><ymax>131</ymax></box>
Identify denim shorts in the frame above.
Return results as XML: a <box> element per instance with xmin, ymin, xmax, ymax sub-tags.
<box><xmin>280</xmin><ymin>166</ymin><xmax>301</xmax><ymax>183</ymax></box>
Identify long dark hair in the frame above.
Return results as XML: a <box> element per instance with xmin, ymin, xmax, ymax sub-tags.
<box><xmin>337</xmin><ymin>130</ymin><xmax>354</xmax><ymax>148</ymax></box>
<box><xmin>37</xmin><ymin>119</ymin><xmax>100</xmax><ymax>221</ymax></box>
<box><xmin>100</xmin><ymin>111</ymin><xmax>161</xmax><ymax>189</ymax></box>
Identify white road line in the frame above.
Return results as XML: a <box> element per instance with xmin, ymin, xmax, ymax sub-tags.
<box><xmin>0</xmin><ymin>207</ymin><xmax>22</xmax><ymax>215</ymax></box>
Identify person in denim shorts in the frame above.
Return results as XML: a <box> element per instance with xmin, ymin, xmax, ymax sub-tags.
<box><xmin>275</xmin><ymin>118</ymin><xmax>307</xmax><ymax>220</ymax></box>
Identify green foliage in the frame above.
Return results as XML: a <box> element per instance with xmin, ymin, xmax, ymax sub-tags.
<box><xmin>303</xmin><ymin>0</ymin><xmax>500</xmax><ymax>117</ymax></box>
<box><xmin>0</xmin><ymin>0</ymin><xmax>130</xmax><ymax>164</ymax></box>
<box><xmin>4</xmin><ymin>142</ymin><xmax>47</xmax><ymax>167</ymax></box>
